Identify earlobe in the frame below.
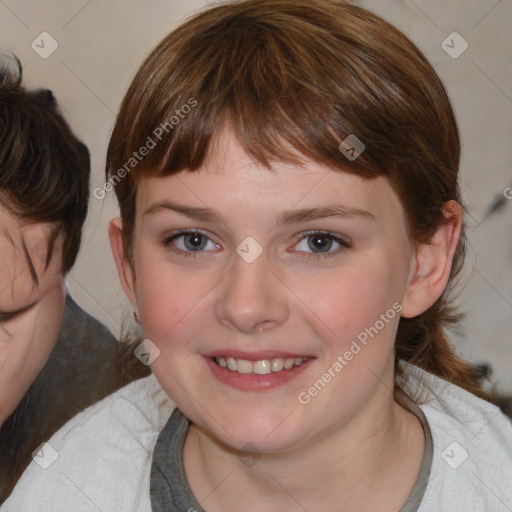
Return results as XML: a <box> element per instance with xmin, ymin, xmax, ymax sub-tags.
<box><xmin>401</xmin><ymin>201</ymin><xmax>462</xmax><ymax>318</ymax></box>
<box><xmin>108</xmin><ymin>217</ymin><xmax>139</xmax><ymax>315</ymax></box>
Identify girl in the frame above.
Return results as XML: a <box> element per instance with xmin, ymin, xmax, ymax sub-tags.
<box><xmin>5</xmin><ymin>1</ymin><xmax>512</xmax><ymax>510</ymax></box>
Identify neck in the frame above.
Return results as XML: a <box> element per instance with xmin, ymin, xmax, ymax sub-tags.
<box><xmin>183</xmin><ymin>388</ymin><xmax>425</xmax><ymax>512</ymax></box>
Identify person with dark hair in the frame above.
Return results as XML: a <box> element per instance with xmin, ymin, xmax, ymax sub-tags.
<box><xmin>4</xmin><ymin>1</ymin><xmax>512</xmax><ymax>510</ymax></box>
<box><xmin>0</xmin><ymin>56</ymin><xmax>148</xmax><ymax>502</ymax></box>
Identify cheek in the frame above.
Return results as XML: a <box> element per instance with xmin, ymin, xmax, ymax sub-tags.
<box><xmin>135</xmin><ymin>254</ymin><xmax>214</xmax><ymax>345</ymax></box>
<box><xmin>297</xmin><ymin>262</ymin><xmax>399</xmax><ymax>337</ymax></box>
<box><xmin>0</xmin><ymin>286</ymin><xmax>64</xmax><ymax>419</ymax></box>
<box><xmin>293</xmin><ymin>269</ymin><xmax>401</xmax><ymax>414</ymax></box>
<box><xmin>290</xmin><ymin>260</ymin><xmax>403</xmax><ymax>397</ymax></box>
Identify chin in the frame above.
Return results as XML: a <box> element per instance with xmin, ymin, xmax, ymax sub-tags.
<box><xmin>194</xmin><ymin>407</ymin><xmax>308</xmax><ymax>455</ymax></box>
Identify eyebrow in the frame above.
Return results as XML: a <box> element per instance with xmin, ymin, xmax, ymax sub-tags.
<box><xmin>275</xmin><ymin>204</ymin><xmax>375</xmax><ymax>224</ymax></box>
<box><xmin>143</xmin><ymin>201</ymin><xmax>375</xmax><ymax>225</ymax></box>
<box><xmin>144</xmin><ymin>202</ymin><xmax>223</xmax><ymax>222</ymax></box>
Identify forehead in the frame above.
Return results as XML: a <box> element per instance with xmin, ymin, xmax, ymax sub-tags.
<box><xmin>137</xmin><ymin>130</ymin><xmax>408</xmax><ymax>231</ymax></box>
<box><xmin>0</xmin><ymin>205</ymin><xmax>63</xmax><ymax>311</ymax></box>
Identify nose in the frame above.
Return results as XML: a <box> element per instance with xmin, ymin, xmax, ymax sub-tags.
<box><xmin>215</xmin><ymin>252</ymin><xmax>289</xmax><ymax>335</ymax></box>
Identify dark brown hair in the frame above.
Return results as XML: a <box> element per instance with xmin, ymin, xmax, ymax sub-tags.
<box><xmin>0</xmin><ymin>55</ymin><xmax>90</xmax><ymax>273</ymax></box>
<box><xmin>107</xmin><ymin>0</ymin><xmax>488</xmax><ymax>399</ymax></box>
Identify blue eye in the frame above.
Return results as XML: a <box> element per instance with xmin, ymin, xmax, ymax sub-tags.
<box><xmin>294</xmin><ymin>232</ymin><xmax>349</xmax><ymax>257</ymax></box>
<box><xmin>163</xmin><ymin>230</ymin><xmax>220</xmax><ymax>256</ymax></box>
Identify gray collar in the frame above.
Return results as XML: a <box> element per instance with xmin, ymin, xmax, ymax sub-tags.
<box><xmin>151</xmin><ymin>403</ymin><xmax>433</xmax><ymax>512</ymax></box>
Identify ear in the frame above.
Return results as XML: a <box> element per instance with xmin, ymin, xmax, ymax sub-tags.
<box><xmin>401</xmin><ymin>200</ymin><xmax>462</xmax><ymax>318</ymax></box>
<box><xmin>109</xmin><ymin>217</ymin><xmax>139</xmax><ymax>317</ymax></box>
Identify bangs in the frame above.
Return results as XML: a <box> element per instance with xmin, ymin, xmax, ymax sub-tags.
<box><xmin>107</xmin><ymin>0</ymin><xmax>431</xmax><ymax>183</ymax></box>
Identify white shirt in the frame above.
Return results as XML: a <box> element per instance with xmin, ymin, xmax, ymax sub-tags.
<box><xmin>3</xmin><ymin>364</ymin><xmax>512</xmax><ymax>511</ymax></box>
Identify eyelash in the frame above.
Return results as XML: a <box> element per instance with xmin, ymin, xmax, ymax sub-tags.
<box><xmin>162</xmin><ymin>229</ymin><xmax>219</xmax><ymax>259</ymax></box>
<box><xmin>162</xmin><ymin>229</ymin><xmax>350</xmax><ymax>260</ymax></box>
<box><xmin>0</xmin><ymin>313</ymin><xmax>15</xmax><ymax>323</ymax></box>
<box><xmin>294</xmin><ymin>231</ymin><xmax>350</xmax><ymax>259</ymax></box>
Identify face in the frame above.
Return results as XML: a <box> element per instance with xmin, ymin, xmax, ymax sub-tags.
<box><xmin>115</xmin><ymin>130</ymin><xmax>419</xmax><ymax>453</ymax></box>
<box><xmin>0</xmin><ymin>204</ymin><xmax>65</xmax><ymax>425</ymax></box>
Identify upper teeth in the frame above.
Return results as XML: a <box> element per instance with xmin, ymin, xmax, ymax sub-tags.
<box><xmin>216</xmin><ymin>356</ymin><xmax>306</xmax><ymax>375</ymax></box>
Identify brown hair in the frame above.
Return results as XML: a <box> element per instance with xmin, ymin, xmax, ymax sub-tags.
<box><xmin>0</xmin><ymin>55</ymin><xmax>90</xmax><ymax>273</ymax></box>
<box><xmin>107</xmin><ymin>0</ymin><xmax>488</xmax><ymax>399</ymax></box>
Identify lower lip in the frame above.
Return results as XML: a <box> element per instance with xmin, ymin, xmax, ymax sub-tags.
<box><xmin>204</xmin><ymin>357</ymin><xmax>313</xmax><ymax>391</ymax></box>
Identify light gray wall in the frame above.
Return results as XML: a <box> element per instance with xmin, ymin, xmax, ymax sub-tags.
<box><xmin>1</xmin><ymin>1</ymin><xmax>510</xmax><ymax>390</ymax></box>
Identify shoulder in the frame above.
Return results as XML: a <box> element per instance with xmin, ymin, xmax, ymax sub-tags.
<box><xmin>46</xmin><ymin>294</ymin><xmax>120</xmax><ymax>379</ymax></box>
<box><xmin>0</xmin><ymin>295</ymin><xmax>132</xmax><ymax>501</ymax></box>
<box><xmin>2</xmin><ymin>374</ymin><xmax>174</xmax><ymax>512</ymax></box>
<box><xmin>401</xmin><ymin>363</ymin><xmax>512</xmax><ymax>511</ymax></box>
<box><xmin>59</xmin><ymin>293</ymin><xmax>118</xmax><ymax>351</ymax></box>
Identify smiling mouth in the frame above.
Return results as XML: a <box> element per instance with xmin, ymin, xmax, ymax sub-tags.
<box><xmin>213</xmin><ymin>356</ymin><xmax>309</xmax><ymax>375</ymax></box>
